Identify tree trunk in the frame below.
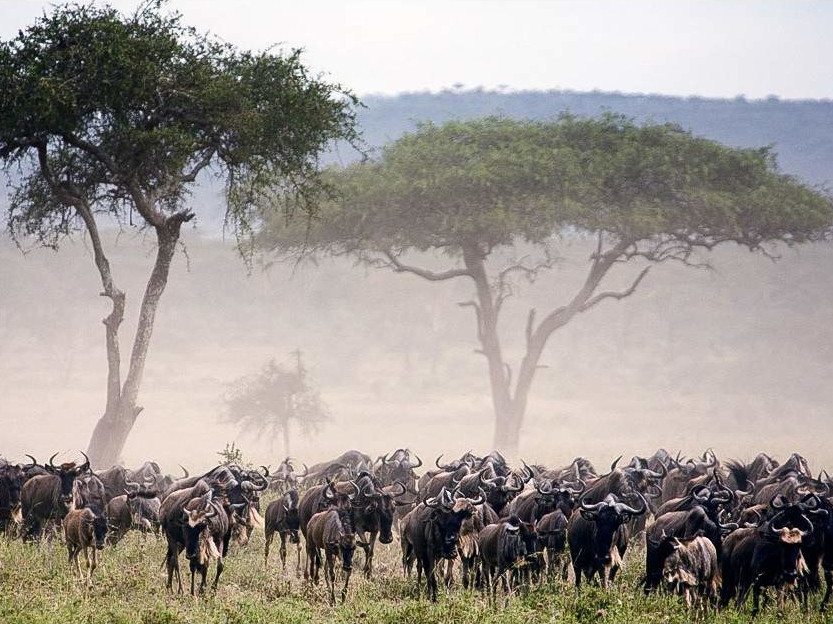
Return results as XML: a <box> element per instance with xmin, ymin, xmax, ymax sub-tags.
<box><xmin>87</xmin><ymin>217</ymin><xmax>186</xmax><ymax>467</ymax></box>
<box><xmin>462</xmin><ymin>244</ymin><xmax>523</xmax><ymax>457</ymax></box>
<box><xmin>283</xmin><ymin>424</ymin><xmax>291</xmax><ymax>458</ymax></box>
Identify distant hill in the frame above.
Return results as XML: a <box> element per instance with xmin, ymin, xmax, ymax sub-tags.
<box><xmin>350</xmin><ymin>90</ymin><xmax>833</xmax><ymax>186</ymax></box>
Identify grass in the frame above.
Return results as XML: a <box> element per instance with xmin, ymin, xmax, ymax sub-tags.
<box><xmin>0</xmin><ymin>497</ymin><xmax>829</xmax><ymax>623</ymax></box>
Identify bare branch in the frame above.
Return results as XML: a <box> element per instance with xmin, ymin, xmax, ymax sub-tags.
<box><xmin>458</xmin><ymin>300</ymin><xmax>483</xmax><ymax>343</ymax></box>
<box><xmin>383</xmin><ymin>250</ymin><xmax>472</xmax><ymax>281</ymax></box>
<box><xmin>180</xmin><ymin>148</ymin><xmax>216</xmax><ymax>183</ymax></box>
<box><xmin>579</xmin><ymin>266</ymin><xmax>651</xmax><ymax>312</ymax></box>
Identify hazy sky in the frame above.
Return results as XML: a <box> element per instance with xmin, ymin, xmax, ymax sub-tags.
<box><xmin>2</xmin><ymin>1</ymin><xmax>832</xmax><ymax>100</ymax></box>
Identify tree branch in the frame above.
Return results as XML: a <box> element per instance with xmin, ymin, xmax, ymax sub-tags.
<box><xmin>383</xmin><ymin>251</ymin><xmax>472</xmax><ymax>281</ymax></box>
<box><xmin>578</xmin><ymin>266</ymin><xmax>652</xmax><ymax>312</ymax></box>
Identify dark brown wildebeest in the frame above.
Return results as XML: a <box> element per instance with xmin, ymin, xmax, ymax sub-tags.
<box><xmin>106</xmin><ymin>480</ymin><xmax>160</xmax><ymax>545</ymax></box>
<box><xmin>0</xmin><ymin>461</ymin><xmax>24</xmax><ymax>533</ymax></box>
<box><xmin>567</xmin><ymin>492</ymin><xmax>647</xmax><ymax>588</ymax></box>
<box><xmin>303</xmin><ymin>450</ymin><xmax>372</xmax><ymax>486</ymax></box>
<box><xmin>478</xmin><ymin>516</ymin><xmax>526</xmax><ymax>596</ymax></box>
<box><xmin>21</xmin><ymin>452</ymin><xmax>89</xmax><ymax>540</ymax></box>
<box><xmin>662</xmin><ymin>535</ymin><xmax>719</xmax><ymax>611</ymax></box>
<box><xmin>264</xmin><ymin>489</ymin><xmax>301</xmax><ymax>573</ymax></box>
<box><xmin>400</xmin><ymin>487</ymin><xmax>483</xmax><ymax>601</ymax></box>
<box><xmin>306</xmin><ymin>505</ymin><xmax>357</xmax><ymax>605</ymax></box>
<box><xmin>159</xmin><ymin>480</ymin><xmax>211</xmax><ymax>592</ymax></box>
<box><xmin>720</xmin><ymin>505</ymin><xmax>815</xmax><ymax>617</ymax></box>
<box><xmin>182</xmin><ymin>490</ymin><xmax>233</xmax><ymax>596</ymax></box>
<box><xmin>536</xmin><ymin>509</ymin><xmax>569</xmax><ymax>581</ymax></box>
<box><xmin>63</xmin><ymin>503</ymin><xmax>108</xmax><ymax>586</ymax></box>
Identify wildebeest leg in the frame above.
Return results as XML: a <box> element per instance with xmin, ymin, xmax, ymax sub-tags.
<box><xmin>573</xmin><ymin>563</ymin><xmax>582</xmax><ymax>589</ymax></box>
<box><xmin>750</xmin><ymin>583</ymin><xmax>761</xmax><ymax>619</ymax></box>
<box><xmin>189</xmin><ymin>561</ymin><xmax>197</xmax><ymax>596</ymax></box>
<box><xmin>212</xmin><ymin>557</ymin><xmax>224</xmax><ymax>591</ymax></box>
<box><xmin>822</xmin><ymin>568</ymin><xmax>833</xmax><ymax>611</ymax></box>
<box><xmin>86</xmin><ymin>546</ymin><xmax>96</xmax><ymax>586</ymax></box>
<box><xmin>361</xmin><ymin>531</ymin><xmax>375</xmax><ymax>579</ymax></box>
<box><xmin>426</xmin><ymin>555</ymin><xmax>437</xmax><ymax>602</ymax></box>
<box><xmin>278</xmin><ymin>532</ymin><xmax>287</xmax><ymax>570</ymax></box>
<box><xmin>341</xmin><ymin>565</ymin><xmax>351</xmax><ymax>603</ymax></box>
<box><xmin>295</xmin><ymin>541</ymin><xmax>302</xmax><ymax>578</ymax></box>
<box><xmin>415</xmin><ymin>558</ymin><xmax>422</xmax><ymax>599</ymax></box>
<box><xmin>325</xmin><ymin>551</ymin><xmax>336</xmax><ymax>606</ymax></box>
<box><xmin>264</xmin><ymin>527</ymin><xmax>273</xmax><ymax>568</ymax></box>
<box><xmin>444</xmin><ymin>558</ymin><xmax>454</xmax><ymax>588</ymax></box>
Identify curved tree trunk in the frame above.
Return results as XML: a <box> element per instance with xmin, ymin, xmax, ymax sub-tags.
<box><xmin>86</xmin><ymin>216</ymin><xmax>189</xmax><ymax>467</ymax></box>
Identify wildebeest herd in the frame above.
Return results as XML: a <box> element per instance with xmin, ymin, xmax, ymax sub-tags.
<box><xmin>1</xmin><ymin>448</ymin><xmax>831</xmax><ymax>616</ymax></box>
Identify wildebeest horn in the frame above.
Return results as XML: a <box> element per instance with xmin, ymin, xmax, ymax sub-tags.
<box><xmin>78</xmin><ymin>451</ymin><xmax>90</xmax><ymax>473</ymax></box>
<box><xmin>614</xmin><ymin>492</ymin><xmax>648</xmax><ymax>516</ymax></box>
<box><xmin>521</xmin><ymin>460</ymin><xmax>535</xmax><ymax>483</ymax></box>
<box><xmin>505</xmin><ymin>475</ymin><xmax>524</xmax><ymax>493</ymax></box>
<box><xmin>610</xmin><ymin>455</ymin><xmax>623</xmax><ymax>472</ymax></box>
<box><xmin>579</xmin><ymin>495</ymin><xmax>606</xmax><ymax>515</ymax></box>
<box><xmin>49</xmin><ymin>452</ymin><xmax>59</xmax><ymax>468</ymax></box>
<box><xmin>300</xmin><ymin>463</ymin><xmax>309</xmax><ymax>477</ymax></box>
<box><xmin>362</xmin><ymin>483</ymin><xmax>376</xmax><ymax>499</ymax></box>
<box><xmin>260</xmin><ymin>465</ymin><xmax>270</xmax><ymax>478</ymax></box>
<box><xmin>386</xmin><ymin>481</ymin><xmax>407</xmax><ymax>497</ymax></box>
<box><xmin>323</xmin><ymin>482</ymin><xmax>336</xmax><ymax>502</ymax></box>
<box><xmin>535</xmin><ymin>480</ymin><xmax>553</xmax><ymax>495</ymax></box>
<box><xmin>425</xmin><ymin>494</ymin><xmax>440</xmax><ymax>508</ymax></box>
<box><xmin>435</xmin><ymin>454</ymin><xmax>453</xmax><ymax>470</ymax></box>
<box><xmin>24</xmin><ymin>454</ymin><xmax>38</xmax><ymax>467</ymax></box>
<box><xmin>409</xmin><ymin>454</ymin><xmax>423</xmax><ymax>469</ymax></box>
<box><xmin>347</xmin><ymin>480</ymin><xmax>360</xmax><ymax>501</ymax></box>
<box><xmin>690</xmin><ymin>484</ymin><xmax>711</xmax><ymax>503</ymax></box>
<box><xmin>179</xmin><ymin>465</ymin><xmax>189</xmax><ymax>478</ymax></box>
<box><xmin>468</xmin><ymin>488</ymin><xmax>486</xmax><ymax>506</ymax></box>
<box><xmin>770</xmin><ymin>494</ymin><xmax>789</xmax><ymax>510</ymax></box>
<box><xmin>734</xmin><ymin>484</ymin><xmax>754</xmax><ymax>499</ymax></box>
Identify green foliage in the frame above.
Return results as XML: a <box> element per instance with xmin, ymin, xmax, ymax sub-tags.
<box><xmin>0</xmin><ymin>0</ymin><xmax>361</xmax><ymax>247</ymax></box>
<box><xmin>264</xmin><ymin>115</ymin><xmax>832</xmax><ymax>259</ymax></box>
<box><xmin>217</xmin><ymin>441</ymin><xmax>246</xmax><ymax>466</ymax></box>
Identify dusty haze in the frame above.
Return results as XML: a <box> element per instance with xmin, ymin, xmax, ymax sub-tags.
<box><xmin>1</xmin><ymin>227</ymin><xmax>831</xmax><ymax>474</ymax></box>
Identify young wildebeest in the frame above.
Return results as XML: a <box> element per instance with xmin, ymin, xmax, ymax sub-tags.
<box><xmin>478</xmin><ymin>516</ymin><xmax>529</xmax><ymax>596</ymax></box>
<box><xmin>662</xmin><ymin>536</ymin><xmax>719</xmax><ymax>612</ymax></box>
<box><xmin>567</xmin><ymin>493</ymin><xmax>647</xmax><ymax>588</ymax></box>
<box><xmin>63</xmin><ymin>504</ymin><xmax>108</xmax><ymax>586</ymax></box>
<box><xmin>306</xmin><ymin>506</ymin><xmax>356</xmax><ymax>605</ymax></box>
<box><xmin>536</xmin><ymin>509</ymin><xmax>569</xmax><ymax>582</ymax></box>
<box><xmin>264</xmin><ymin>489</ymin><xmax>301</xmax><ymax>573</ymax></box>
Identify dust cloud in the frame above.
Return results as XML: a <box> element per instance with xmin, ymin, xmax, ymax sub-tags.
<box><xmin>1</xmin><ymin>228</ymin><xmax>832</xmax><ymax>473</ymax></box>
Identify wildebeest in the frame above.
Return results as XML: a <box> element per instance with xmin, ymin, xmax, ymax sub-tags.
<box><xmin>536</xmin><ymin>509</ymin><xmax>569</xmax><ymax>581</ymax></box>
<box><xmin>661</xmin><ymin>536</ymin><xmax>719</xmax><ymax>611</ymax></box>
<box><xmin>269</xmin><ymin>458</ymin><xmax>308</xmax><ymax>493</ymax></box>
<box><xmin>182</xmin><ymin>490</ymin><xmax>230</xmax><ymax>596</ymax></box>
<box><xmin>21</xmin><ymin>452</ymin><xmax>90</xmax><ymax>540</ymax></box>
<box><xmin>264</xmin><ymin>489</ymin><xmax>301</xmax><ymax>573</ymax></box>
<box><xmin>567</xmin><ymin>492</ymin><xmax>647</xmax><ymax>588</ymax></box>
<box><xmin>720</xmin><ymin>505</ymin><xmax>815</xmax><ymax>616</ymax></box>
<box><xmin>0</xmin><ymin>461</ymin><xmax>24</xmax><ymax>533</ymax></box>
<box><xmin>478</xmin><ymin>515</ymin><xmax>536</xmax><ymax>595</ymax></box>
<box><xmin>400</xmin><ymin>487</ymin><xmax>483</xmax><ymax>601</ymax></box>
<box><xmin>159</xmin><ymin>480</ymin><xmax>211</xmax><ymax>593</ymax></box>
<box><xmin>306</xmin><ymin>506</ymin><xmax>356</xmax><ymax>605</ymax></box>
<box><xmin>106</xmin><ymin>480</ymin><xmax>160</xmax><ymax>545</ymax></box>
<box><xmin>63</xmin><ymin>504</ymin><xmax>108</xmax><ymax>586</ymax></box>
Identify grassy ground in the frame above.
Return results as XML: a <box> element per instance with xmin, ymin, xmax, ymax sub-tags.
<box><xmin>0</xmin><ymin>499</ymin><xmax>828</xmax><ymax>624</ymax></box>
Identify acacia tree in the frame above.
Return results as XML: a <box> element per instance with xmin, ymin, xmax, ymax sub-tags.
<box><xmin>263</xmin><ymin>115</ymin><xmax>833</xmax><ymax>457</ymax></box>
<box><xmin>222</xmin><ymin>352</ymin><xmax>330</xmax><ymax>456</ymax></box>
<box><xmin>0</xmin><ymin>2</ymin><xmax>359</xmax><ymax>466</ymax></box>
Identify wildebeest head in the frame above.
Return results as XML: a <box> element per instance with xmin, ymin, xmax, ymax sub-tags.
<box><xmin>183</xmin><ymin>492</ymin><xmax>220</xmax><ymax>564</ymax></box>
<box><xmin>425</xmin><ymin>486</ymin><xmax>483</xmax><ymax>559</ymax></box>
<box><xmin>580</xmin><ymin>492</ymin><xmax>647</xmax><ymax>565</ymax></box>
<box><xmin>46</xmin><ymin>452</ymin><xmax>90</xmax><ymax>507</ymax></box>
<box><xmin>0</xmin><ymin>463</ymin><xmax>24</xmax><ymax>521</ymax></box>
<box><xmin>281</xmin><ymin>489</ymin><xmax>301</xmax><ymax>543</ymax></box>
<box><xmin>88</xmin><ymin>504</ymin><xmax>109</xmax><ymax>550</ymax></box>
